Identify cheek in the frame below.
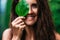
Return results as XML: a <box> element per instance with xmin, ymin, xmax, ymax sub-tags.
<box><xmin>33</xmin><ymin>8</ymin><xmax>38</xmax><ymax>14</ymax></box>
<box><xmin>25</xmin><ymin>16</ymin><xmax>38</xmax><ymax>26</ymax></box>
<box><xmin>34</xmin><ymin>16</ymin><xmax>38</xmax><ymax>22</ymax></box>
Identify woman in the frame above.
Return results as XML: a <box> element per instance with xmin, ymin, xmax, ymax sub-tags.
<box><xmin>2</xmin><ymin>0</ymin><xmax>60</xmax><ymax>40</ymax></box>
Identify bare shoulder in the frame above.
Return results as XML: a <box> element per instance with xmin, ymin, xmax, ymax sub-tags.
<box><xmin>55</xmin><ymin>32</ymin><xmax>60</xmax><ymax>40</ymax></box>
<box><xmin>2</xmin><ymin>28</ymin><xmax>12</xmax><ymax>40</ymax></box>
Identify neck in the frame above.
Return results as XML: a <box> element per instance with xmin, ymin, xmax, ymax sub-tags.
<box><xmin>25</xmin><ymin>26</ymin><xmax>34</xmax><ymax>36</ymax></box>
<box><xmin>25</xmin><ymin>26</ymin><xmax>35</xmax><ymax>40</ymax></box>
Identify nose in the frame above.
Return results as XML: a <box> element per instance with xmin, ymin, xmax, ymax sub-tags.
<box><xmin>28</xmin><ymin>8</ymin><xmax>33</xmax><ymax>14</ymax></box>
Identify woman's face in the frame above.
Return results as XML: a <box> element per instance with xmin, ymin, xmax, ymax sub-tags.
<box><xmin>25</xmin><ymin>0</ymin><xmax>38</xmax><ymax>26</ymax></box>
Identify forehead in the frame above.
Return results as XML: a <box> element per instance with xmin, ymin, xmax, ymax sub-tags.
<box><xmin>26</xmin><ymin>0</ymin><xmax>37</xmax><ymax>4</ymax></box>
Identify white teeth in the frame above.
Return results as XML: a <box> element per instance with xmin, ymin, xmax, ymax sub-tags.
<box><xmin>27</xmin><ymin>15</ymin><xmax>35</xmax><ymax>17</ymax></box>
<box><xmin>27</xmin><ymin>16</ymin><xmax>34</xmax><ymax>18</ymax></box>
<box><xmin>27</xmin><ymin>17</ymin><xmax>34</xmax><ymax>20</ymax></box>
<box><xmin>25</xmin><ymin>15</ymin><xmax>36</xmax><ymax>21</ymax></box>
<box><xmin>27</xmin><ymin>16</ymin><xmax>34</xmax><ymax>19</ymax></box>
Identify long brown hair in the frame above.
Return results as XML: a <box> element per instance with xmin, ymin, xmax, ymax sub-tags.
<box><xmin>10</xmin><ymin>0</ymin><xmax>56</xmax><ymax>40</ymax></box>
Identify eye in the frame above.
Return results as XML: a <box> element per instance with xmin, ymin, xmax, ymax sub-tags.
<box><xmin>31</xmin><ymin>4</ymin><xmax>37</xmax><ymax>8</ymax></box>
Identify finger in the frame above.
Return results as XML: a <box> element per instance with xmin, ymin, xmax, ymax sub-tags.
<box><xmin>11</xmin><ymin>17</ymin><xmax>24</xmax><ymax>27</ymax></box>
<box><xmin>13</xmin><ymin>22</ymin><xmax>25</xmax><ymax>28</ymax></box>
<box><xmin>18</xmin><ymin>22</ymin><xmax>25</xmax><ymax>26</ymax></box>
<box><xmin>14</xmin><ymin>19</ymin><xmax>23</xmax><ymax>25</ymax></box>
<box><xmin>14</xmin><ymin>24</ymin><xmax>26</xmax><ymax>30</ymax></box>
<box><xmin>19</xmin><ymin>25</ymin><xmax>26</xmax><ymax>29</ymax></box>
<box><xmin>13</xmin><ymin>16</ymin><xmax>25</xmax><ymax>22</ymax></box>
<box><xmin>11</xmin><ymin>22</ymin><xmax>15</xmax><ymax>27</ymax></box>
<box><xmin>16</xmin><ymin>22</ymin><xmax>25</xmax><ymax>28</ymax></box>
<box><xmin>14</xmin><ymin>24</ymin><xmax>19</xmax><ymax>28</ymax></box>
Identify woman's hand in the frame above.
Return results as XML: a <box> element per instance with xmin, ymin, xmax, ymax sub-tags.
<box><xmin>11</xmin><ymin>16</ymin><xmax>26</xmax><ymax>40</ymax></box>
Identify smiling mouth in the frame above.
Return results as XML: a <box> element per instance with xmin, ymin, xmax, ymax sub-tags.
<box><xmin>26</xmin><ymin>14</ymin><xmax>36</xmax><ymax>19</ymax></box>
<box><xmin>26</xmin><ymin>13</ymin><xmax>37</xmax><ymax>17</ymax></box>
<box><xmin>25</xmin><ymin>14</ymin><xmax>37</xmax><ymax>21</ymax></box>
<box><xmin>27</xmin><ymin>15</ymin><xmax>35</xmax><ymax>17</ymax></box>
<box><xmin>25</xmin><ymin>13</ymin><xmax>37</xmax><ymax>20</ymax></box>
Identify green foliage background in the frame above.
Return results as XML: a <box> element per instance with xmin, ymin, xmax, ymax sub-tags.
<box><xmin>0</xmin><ymin>0</ymin><xmax>60</xmax><ymax>40</ymax></box>
<box><xmin>48</xmin><ymin>0</ymin><xmax>60</xmax><ymax>33</ymax></box>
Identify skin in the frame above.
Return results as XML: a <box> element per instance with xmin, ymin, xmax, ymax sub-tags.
<box><xmin>25</xmin><ymin>0</ymin><xmax>38</xmax><ymax>26</ymax></box>
<box><xmin>2</xmin><ymin>0</ymin><xmax>38</xmax><ymax>40</ymax></box>
<box><xmin>2</xmin><ymin>0</ymin><xmax>60</xmax><ymax>40</ymax></box>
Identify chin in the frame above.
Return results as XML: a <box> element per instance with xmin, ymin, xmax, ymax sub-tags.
<box><xmin>25</xmin><ymin>21</ymin><xmax>35</xmax><ymax>26</ymax></box>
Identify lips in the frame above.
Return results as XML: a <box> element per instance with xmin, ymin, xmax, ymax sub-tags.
<box><xmin>25</xmin><ymin>14</ymin><xmax>37</xmax><ymax>21</ymax></box>
<box><xmin>25</xmin><ymin>13</ymin><xmax>37</xmax><ymax>20</ymax></box>
<box><xmin>26</xmin><ymin>13</ymin><xmax>37</xmax><ymax>17</ymax></box>
<box><xmin>27</xmin><ymin>15</ymin><xmax>35</xmax><ymax>17</ymax></box>
<box><xmin>26</xmin><ymin>15</ymin><xmax>34</xmax><ymax>19</ymax></box>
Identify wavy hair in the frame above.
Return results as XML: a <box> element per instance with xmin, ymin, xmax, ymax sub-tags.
<box><xmin>9</xmin><ymin>0</ymin><xmax>56</xmax><ymax>40</ymax></box>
